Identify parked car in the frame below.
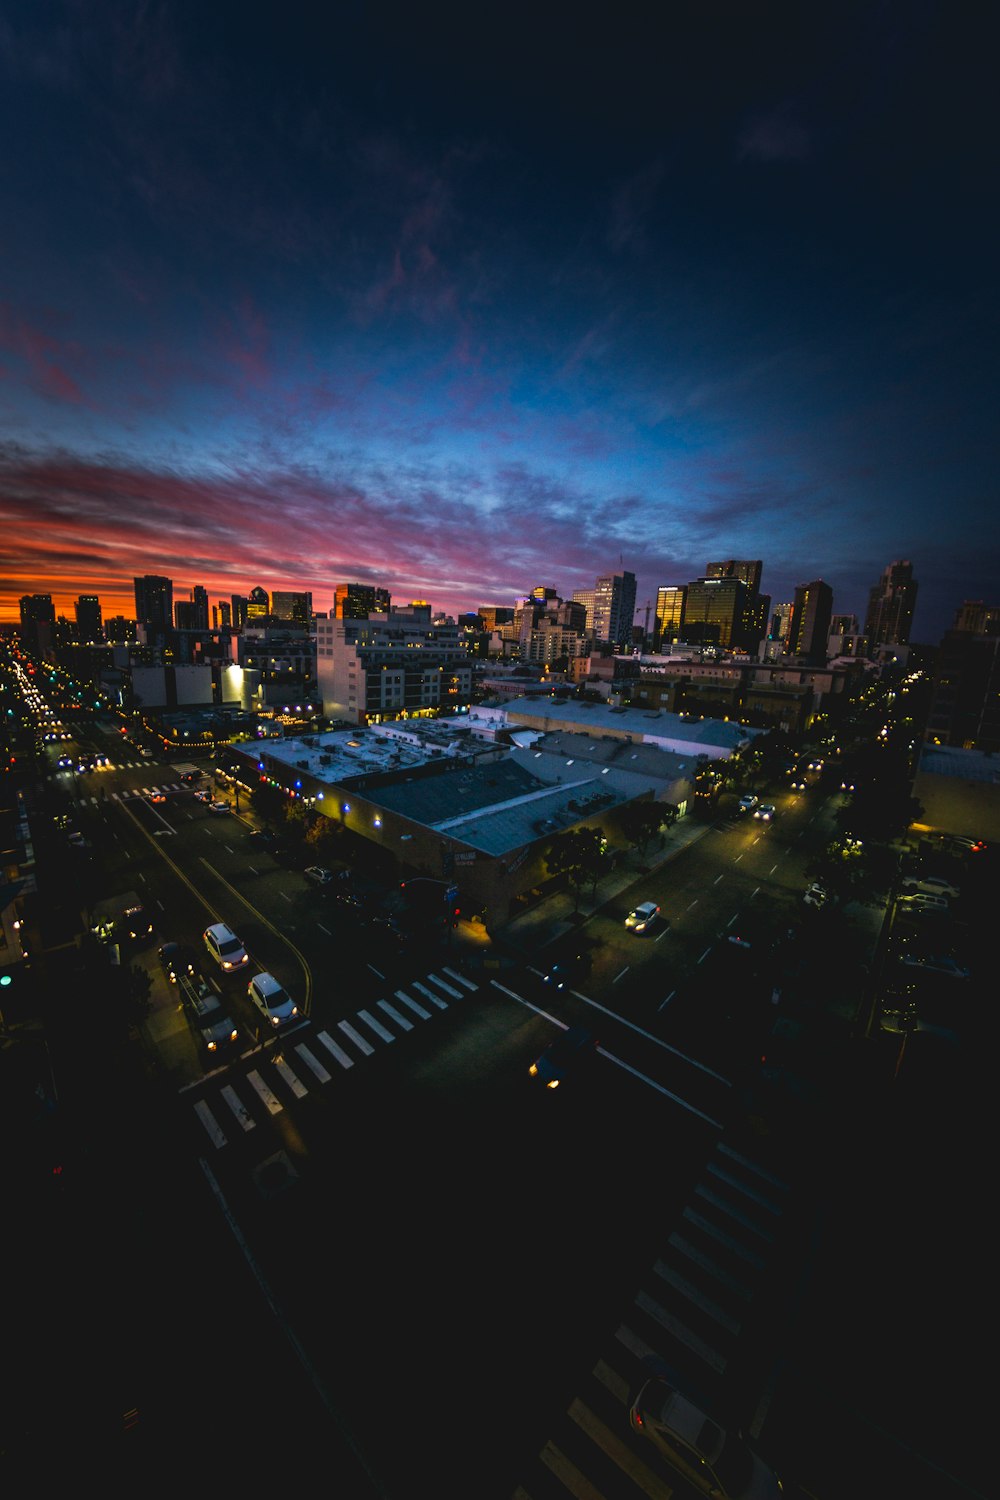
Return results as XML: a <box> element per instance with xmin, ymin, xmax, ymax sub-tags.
<box><xmin>193</xmin><ymin>789</ymin><xmax>212</xmax><ymax>803</ymax></box>
<box><xmin>247</xmin><ymin>972</ymin><xmax>300</xmax><ymax>1029</ymax></box>
<box><xmin>896</xmin><ymin>893</ymin><xmax>949</xmax><ymax>916</ymax></box>
<box><xmin>899</xmin><ymin>953</ymin><xmax>970</xmax><ymax>980</ymax></box>
<box><xmin>629</xmin><ymin>1374</ymin><xmax>784</xmax><ymax>1498</ymax></box>
<box><xmin>206</xmin><ymin>800</ymin><xmax>229</xmax><ymax>815</ymax></box>
<box><xmin>803</xmin><ymin>883</ymin><xmax>828</xmax><ymax>908</ymax></box>
<box><xmin>625</xmin><ymin>900</ymin><xmax>661</xmax><ymax>933</ymax></box>
<box><xmin>900</xmin><ymin>875</ymin><xmax>960</xmax><ymax>899</ymax></box>
<box><xmin>528</xmin><ymin>1026</ymin><xmax>599</xmax><ymax>1090</ymax></box>
<box><xmin>158</xmin><ymin>941</ymin><xmax>198</xmax><ymax>984</ymax></box>
<box><xmin>203</xmin><ymin>922</ymin><xmax>249</xmax><ymax>972</ymax></box>
<box><xmin>304</xmin><ymin>866</ymin><xmax>334</xmax><ymax>886</ymax></box>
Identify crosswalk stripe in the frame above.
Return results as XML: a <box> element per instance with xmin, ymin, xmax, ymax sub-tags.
<box><xmin>567</xmin><ymin>1396</ymin><xmax>673</xmax><ymax>1500</ymax></box>
<box><xmin>591</xmin><ymin>1359</ymin><xmax>629</xmax><ymax>1404</ymax></box>
<box><xmin>667</xmin><ymin>1232</ymin><xmax>752</xmax><ymax>1299</ymax></box>
<box><xmin>681</xmin><ymin>1206</ymin><xmax>766</xmax><ymax>1268</ymax></box>
<box><xmin>707</xmin><ymin>1160</ymin><xmax>785</xmax><ymax>1216</ymax></box>
<box><xmin>317</xmin><ymin>1030</ymin><xmax>355</xmax><ymax>1068</ymax></box>
<box><xmin>615</xmin><ymin>1324</ymin><xmax>658</xmax><ymax>1364</ymax></box>
<box><xmin>395</xmin><ymin>989</ymin><xmax>431</xmax><ymax>1020</ymax></box>
<box><xmin>273</xmin><ymin>1054</ymin><xmax>309</xmax><ymax>1098</ymax></box>
<box><xmin>425</xmin><ymin>971</ymin><xmax>463</xmax><ymax>999</ymax></box>
<box><xmin>651</xmin><ymin>1257</ymin><xmax>742</xmax><ymax>1334</ymax></box>
<box><xmin>357</xmin><ymin>1008</ymin><xmax>395</xmax><ymax>1043</ymax></box>
<box><xmin>220</xmin><ymin>1084</ymin><xmax>255</xmax><ymax>1132</ymax></box>
<box><xmin>193</xmin><ymin>1099</ymin><xmax>228</xmax><ymax>1148</ymax></box>
<box><xmin>694</xmin><ymin>1184</ymin><xmax>775</xmax><ymax>1243</ymax></box>
<box><xmin>338</xmin><ymin>1019</ymin><xmax>375</xmax><ymax>1055</ymax></box>
<box><xmin>412</xmin><ymin>981</ymin><xmax>448</xmax><ymax>1010</ymax></box>
<box><xmin>441</xmin><ymin>965</ymin><xmax>477</xmax><ymax>991</ymax></box>
<box><xmin>539</xmin><ymin>1440</ymin><xmax>603</xmax><ymax>1499</ymax></box>
<box><xmin>295</xmin><ymin>1042</ymin><xmax>332</xmax><ymax>1083</ymax></box>
<box><xmin>377</xmin><ymin>998</ymin><xmax>413</xmax><ymax>1031</ymax></box>
<box><xmin>633</xmin><ymin>1287</ymin><xmax>727</xmax><ymax>1373</ymax></box>
<box><xmin>247</xmin><ymin>1069</ymin><xmax>284</xmax><ymax>1115</ymax></box>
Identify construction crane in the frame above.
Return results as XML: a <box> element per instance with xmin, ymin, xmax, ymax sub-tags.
<box><xmin>642</xmin><ymin>599</ymin><xmax>653</xmax><ymax>636</ymax></box>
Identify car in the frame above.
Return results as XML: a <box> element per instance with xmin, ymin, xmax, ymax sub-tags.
<box><xmin>900</xmin><ymin>875</ymin><xmax>960</xmax><ymax>899</ymax></box>
<box><xmin>183</xmin><ymin>976</ymin><xmax>240</xmax><ymax>1055</ymax></box>
<box><xmin>146</xmin><ymin>789</ymin><xmax>167</xmax><ymax>804</ymax></box>
<box><xmin>304</xmin><ymin>866</ymin><xmax>334</xmax><ymax>886</ymax></box>
<box><xmin>940</xmin><ymin>834</ymin><xmax>987</xmax><ymax>854</ymax></box>
<box><xmin>899</xmin><ymin>953</ymin><xmax>970</xmax><ymax>980</ymax></box>
<box><xmin>202</xmin><ymin>922</ymin><xmax>249</xmax><ymax>971</ymax></box>
<box><xmin>736</xmin><ymin>794</ymin><xmax>758</xmax><ymax>813</ymax></box>
<box><xmin>247</xmin><ymin>972</ymin><xmax>300</xmax><ymax>1029</ymax></box>
<box><xmin>629</xmin><ymin>1374</ymin><xmax>784</xmax><ymax>1498</ymax></box>
<box><xmin>896</xmin><ymin>893</ymin><xmax>949</xmax><ymax>915</ymax></box>
<box><xmin>92</xmin><ymin>753</ymin><xmax>109</xmax><ymax>767</ymax></box>
<box><xmin>248</xmin><ymin>827</ymin><xmax>278</xmax><ymax>845</ymax></box>
<box><xmin>625</xmin><ymin>900</ymin><xmax>661</xmax><ymax>933</ymax></box>
<box><xmin>807</xmin><ymin>757</ymin><xmax>824</xmax><ymax>771</ymax></box>
<box><xmin>541</xmin><ymin>951</ymin><xmax>592</xmax><ymax>989</ymax></box>
<box><xmin>158</xmin><ymin>941</ymin><xmax>198</xmax><ymax>984</ymax></box>
<box><xmin>179</xmin><ymin>770</ymin><xmax>202</xmax><ymax>784</ymax></box>
<box><xmin>56</xmin><ymin>753</ymin><xmax>73</xmax><ymax>769</ymax></box>
<box><xmin>121</xmin><ymin>902</ymin><xmax>154</xmax><ymax>943</ymax></box>
<box><xmin>528</xmin><ymin>1026</ymin><xmax>599</xmax><ymax>1090</ymax></box>
<box><xmin>840</xmin><ymin>779</ymin><xmax>856</xmax><ymax>793</ymax></box>
<box><xmin>803</xmin><ymin>883</ymin><xmax>828</xmax><ymax>908</ymax></box>
<box><xmin>206</xmin><ymin>800</ymin><xmax>229</xmax><ymax>814</ymax></box>
<box><xmin>335</xmin><ymin>889</ymin><xmax>365</xmax><ymax>911</ymax></box>
<box><xmin>727</xmin><ymin>933</ymin><xmax>752</xmax><ymax>949</ymax></box>
<box><xmin>66</xmin><ymin>830</ymin><xmax>91</xmax><ymax>848</ymax></box>
<box><xmin>753</xmin><ymin>804</ymin><xmax>775</xmax><ymax>821</ymax></box>
<box><xmin>789</xmin><ymin>777</ymin><xmax>807</xmax><ymax>791</ymax></box>
<box><xmin>193</xmin><ymin>789</ymin><xmax>212</xmax><ymax>803</ymax></box>
<box><xmin>366</xmin><ymin>915</ymin><xmax>410</xmax><ymax>947</ymax></box>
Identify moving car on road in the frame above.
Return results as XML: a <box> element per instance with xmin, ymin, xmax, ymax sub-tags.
<box><xmin>625</xmin><ymin>900</ymin><xmax>661</xmax><ymax>934</ymax></box>
<box><xmin>247</xmin><ymin>972</ymin><xmax>300</xmax><ymax>1029</ymax></box>
<box><xmin>629</xmin><ymin>1373</ymin><xmax>784</xmax><ymax>1498</ymax></box>
<box><xmin>528</xmin><ymin>1026</ymin><xmax>598</xmax><ymax>1090</ymax></box>
<box><xmin>304</xmin><ymin>866</ymin><xmax>334</xmax><ymax>886</ymax></box>
<box><xmin>203</xmin><ymin>922</ymin><xmax>249</xmax><ymax>972</ymax></box>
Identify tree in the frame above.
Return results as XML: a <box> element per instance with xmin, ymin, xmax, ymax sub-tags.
<box><xmin>545</xmin><ymin>828</ymin><xmax>605</xmax><ymax>913</ymax></box>
<box><xmin>250</xmin><ymin>781</ymin><xmax>289</xmax><ymax>828</ymax></box>
<box><xmin>618</xmin><ymin>800</ymin><xmax>664</xmax><ymax>856</ymax></box>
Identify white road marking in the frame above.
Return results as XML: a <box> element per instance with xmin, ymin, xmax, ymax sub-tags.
<box><xmin>657</xmin><ymin>990</ymin><xmax>676</xmax><ymax>1012</ymax></box>
<box><xmin>377</xmin><ymin>999</ymin><xmax>413</xmax><ymax>1031</ymax></box>
<box><xmin>338</xmin><ymin>1019</ymin><xmax>375</xmax><ymax>1055</ymax></box>
<box><xmin>295</xmin><ymin>1043</ymin><xmax>332</xmax><ymax>1083</ymax></box>
<box><xmin>317</xmin><ymin>1030</ymin><xmax>355</xmax><ymax>1068</ymax></box>
<box><xmin>426</xmin><ymin>971</ymin><xmax>463</xmax><ymax>999</ymax></box>
<box><xmin>413</xmin><ymin>981</ymin><xmax>448</xmax><ymax>1010</ymax></box>
<box><xmin>247</xmin><ymin>1069</ymin><xmax>284</xmax><ymax>1115</ymax></box>
<box><xmin>357</xmin><ymin>1008</ymin><xmax>395</xmax><ymax>1043</ymax></box>
<box><xmin>441</xmin><ymin>966</ymin><xmax>477</xmax><ymax>991</ymax></box>
<box><xmin>193</xmin><ymin>1099</ymin><xmax>228</xmax><ymax>1149</ymax></box>
<box><xmin>272</xmin><ymin>1054</ymin><xmax>308</xmax><ymax>1098</ymax></box>
<box><xmin>220</xmin><ymin>1084</ymin><xmax>255</xmax><ymax>1131</ymax></box>
<box><xmin>395</xmin><ymin>989</ymin><xmax>431</xmax><ymax>1020</ymax></box>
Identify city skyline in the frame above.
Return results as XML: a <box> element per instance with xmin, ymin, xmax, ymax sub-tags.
<box><xmin>1</xmin><ymin>5</ymin><xmax>996</xmax><ymax>642</ymax></box>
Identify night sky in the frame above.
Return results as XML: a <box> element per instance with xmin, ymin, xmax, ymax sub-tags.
<box><xmin>1</xmin><ymin>2</ymin><xmax>996</xmax><ymax>641</ymax></box>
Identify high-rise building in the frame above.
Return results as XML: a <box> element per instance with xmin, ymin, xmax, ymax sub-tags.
<box><xmin>682</xmin><ymin>577</ymin><xmax>760</xmax><ymax>651</ymax></box>
<box><xmin>191</xmin><ymin>585</ymin><xmax>209</xmax><ymax>630</ymax></box>
<box><xmin>333</xmin><ymin>583</ymin><xmax>391</xmax><ymax>620</ymax></box>
<box><xmin>246</xmin><ymin>586</ymin><xmax>270</xmax><ymax>624</ymax></box>
<box><xmin>653</xmin><ymin>586</ymin><xmax>686</xmax><ymax>649</ymax></box>
<box><xmin>74</xmin><ymin>594</ymin><xmax>104</xmax><ymax>643</ymax></box>
<box><xmin>217</xmin><ymin>601</ymin><xmax>232</xmax><ymax>628</ymax></box>
<box><xmin>271</xmin><ymin>590</ymin><xmax>313</xmax><ymax>626</ymax></box>
<box><xmin>575</xmin><ymin>570</ymin><xmax>636</xmax><ymax>649</ymax></box>
<box><xmin>787</xmin><ymin>580</ymin><xmax>834</xmax><ymax>663</ymax></box>
<box><xmin>950</xmin><ymin>600</ymin><xmax>1000</xmax><ymax>636</ymax></box>
<box><xmin>19</xmin><ymin>594</ymin><xmax>56</xmax><ymax>653</ymax></box>
<box><xmin>705</xmin><ymin>559</ymin><xmax>763</xmax><ymax>593</ymax></box>
<box><xmin>134</xmin><ymin>575</ymin><xmax>173</xmax><ymax>631</ymax></box>
<box><xmin>864</xmin><ymin>560</ymin><xmax>918</xmax><ymax>647</ymax></box>
<box><xmin>230</xmin><ymin>595</ymin><xmax>248</xmax><ymax>630</ymax></box>
<box><xmin>926</xmin><ymin>629</ymin><xmax>1000</xmax><ymax>751</ymax></box>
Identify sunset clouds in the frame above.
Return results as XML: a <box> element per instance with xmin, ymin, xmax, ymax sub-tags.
<box><xmin>1</xmin><ymin>2</ymin><xmax>996</xmax><ymax>638</ymax></box>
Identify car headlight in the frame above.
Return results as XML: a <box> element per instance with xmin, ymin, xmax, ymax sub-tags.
<box><xmin>270</xmin><ymin>1014</ymin><xmax>281</xmax><ymax>1025</ymax></box>
<box><xmin>206</xmin><ymin>1039</ymin><xmax>218</xmax><ymax>1051</ymax></box>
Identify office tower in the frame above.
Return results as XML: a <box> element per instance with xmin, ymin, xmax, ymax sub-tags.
<box><xmin>654</xmin><ymin>585</ymin><xmax>687</xmax><ymax>649</ymax></box>
<box><xmin>271</xmin><ymin>590</ymin><xmax>313</xmax><ymax>625</ymax></box>
<box><xmin>787</xmin><ymin>579</ymin><xmax>834</xmax><ymax>663</ymax></box>
<box><xmin>864</xmin><ymin>560</ymin><xmax>918</xmax><ymax>647</ymax></box>
<box><xmin>191</xmin><ymin>585</ymin><xmax>209</xmax><ymax>630</ymax></box>
<box><xmin>682</xmin><ymin>576</ymin><xmax>761</xmax><ymax>651</ymax></box>
<box><xmin>104</xmin><ymin>615</ymin><xmax>136</xmax><ymax>644</ymax></box>
<box><xmin>134</xmin><ymin>575</ymin><xmax>173</xmax><ymax>631</ymax></box>
<box><xmin>951</xmin><ymin>600</ymin><xmax>1000</xmax><ymax>635</ymax></box>
<box><xmin>705</xmin><ymin>559</ymin><xmax>763</xmax><ymax>593</ymax></box>
<box><xmin>74</xmin><ymin>595</ymin><xmax>104</xmax><ymax>643</ymax></box>
<box><xmin>230</xmin><ymin>594</ymin><xmax>247</xmax><ymax>630</ymax></box>
<box><xmin>770</xmin><ymin>602</ymin><xmax>793</xmax><ymax>643</ymax></box>
<box><xmin>217</xmin><ymin>601</ymin><xmax>232</xmax><ymax>628</ymax></box>
<box><xmin>19</xmin><ymin>594</ymin><xmax>56</xmax><ymax>653</ymax></box>
<box><xmin>583</xmin><ymin>570</ymin><xmax>637</xmax><ymax>649</ymax></box>
<box><xmin>926</xmin><ymin>630</ymin><xmax>1000</xmax><ymax>751</ymax></box>
<box><xmin>333</xmin><ymin>583</ymin><xmax>391</xmax><ymax>620</ymax></box>
<box><xmin>246</xmin><ymin>586</ymin><xmax>270</xmax><ymax>624</ymax></box>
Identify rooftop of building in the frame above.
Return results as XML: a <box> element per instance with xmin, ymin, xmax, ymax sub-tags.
<box><xmin>918</xmin><ymin>743</ymin><xmax>1000</xmax><ymax>785</ymax></box>
<box><xmin>499</xmin><ymin>694</ymin><xmax>760</xmax><ymax>751</ymax></box>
